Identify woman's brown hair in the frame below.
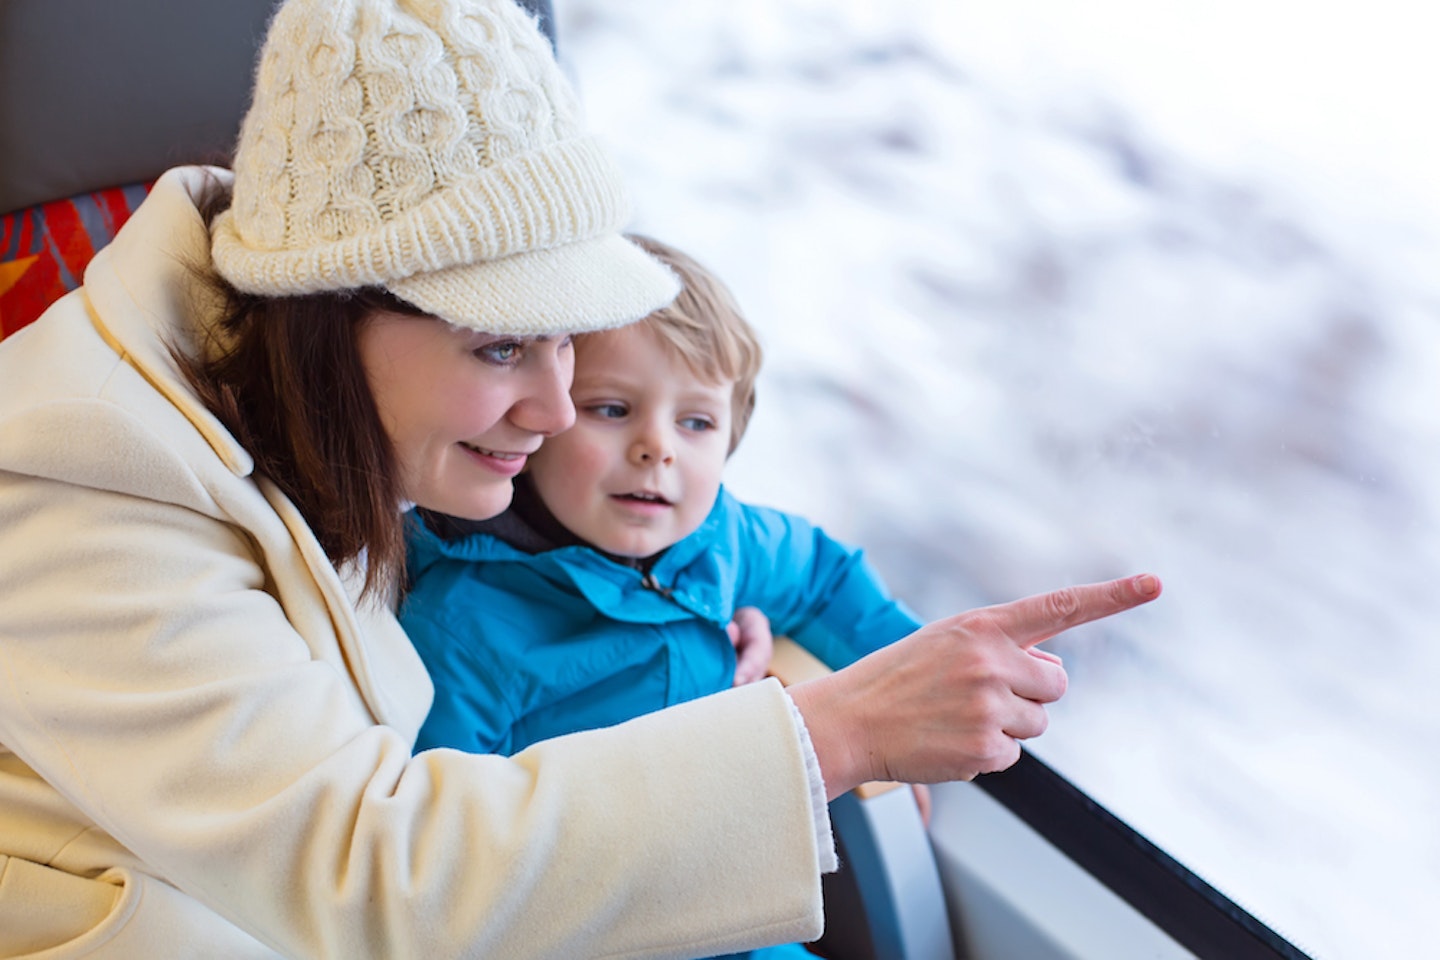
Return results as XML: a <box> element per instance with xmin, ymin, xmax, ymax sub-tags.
<box><xmin>177</xmin><ymin>177</ymin><xmax>425</xmax><ymax>599</ymax></box>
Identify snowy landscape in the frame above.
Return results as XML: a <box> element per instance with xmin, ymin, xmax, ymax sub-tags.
<box><xmin>550</xmin><ymin>2</ymin><xmax>1440</xmax><ymax>957</ymax></box>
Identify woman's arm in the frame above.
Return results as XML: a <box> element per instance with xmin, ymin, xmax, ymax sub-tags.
<box><xmin>0</xmin><ymin>470</ymin><xmax>826</xmax><ymax>959</ymax></box>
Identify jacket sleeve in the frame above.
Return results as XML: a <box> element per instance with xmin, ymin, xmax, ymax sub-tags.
<box><xmin>0</xmin><ymin>467</ymin><xmax>825</xmax><ymax>959</ymax></box>
<box><xmin>733</xmin><ymin>500</ymin><xmax>923</xmax><ymax>670</ymax></box>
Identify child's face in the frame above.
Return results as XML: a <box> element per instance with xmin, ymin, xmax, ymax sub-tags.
<box><xmin>527</xmin><ymin>323</ymin><xmax>734</xmax><ymax>558</ymax></box>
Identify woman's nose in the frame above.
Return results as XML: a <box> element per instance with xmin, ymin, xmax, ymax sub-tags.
<box><xmin>512</xmin><ymin>355</ymin><xmax>576</xmax><ymax>437</ymax></box>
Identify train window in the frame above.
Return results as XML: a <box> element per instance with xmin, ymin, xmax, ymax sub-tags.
<box><xmin>553</xmin><ymin>2</ymin><xmax>1436</xmax><ymax>958</ymax></box>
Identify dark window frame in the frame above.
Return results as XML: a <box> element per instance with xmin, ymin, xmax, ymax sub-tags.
<box><xmin>978</xmin><ymin>750</ymin><xmax>1314</xmax><ymax>960</ymax></box>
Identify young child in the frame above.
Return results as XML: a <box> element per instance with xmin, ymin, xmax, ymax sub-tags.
<box><xmin>401</xmin><ymin>234</ymin><xmax>924</xmax><ymax>756</ymax></box>
<box><xmin>401</xmin><ymin>236</ymin><xmax>926</xmax><ymax>959</ymax></box>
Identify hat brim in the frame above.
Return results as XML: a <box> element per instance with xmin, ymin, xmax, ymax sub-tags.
<box><xmin>385</xmin><ymin>233</ymin><xmax>679</xmax><ymax>337</ymax></box>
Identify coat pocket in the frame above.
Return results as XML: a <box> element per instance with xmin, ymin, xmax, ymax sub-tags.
<box><xmin>0</xmin><ymin>858</ymin><xmax>277</xmax><ymax>959</ymax></box>
<box><xmin>0</xmin><ymin>855</ymin><xmax>126</xmax><ymax>957</ymax></box>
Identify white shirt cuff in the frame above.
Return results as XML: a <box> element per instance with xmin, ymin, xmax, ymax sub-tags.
<box><xmin>783</xmin><ymin>689</ymin><xmax>839</xmax><ymax>874</ymax></box>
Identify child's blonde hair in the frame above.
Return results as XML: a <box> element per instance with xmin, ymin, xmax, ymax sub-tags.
<box><xmin>588</xmin><ymin>234</ymin><xmax>764</xmax><ymax>454</ymax></box>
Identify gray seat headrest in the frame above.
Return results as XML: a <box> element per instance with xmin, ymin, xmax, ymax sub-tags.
<box><xmin>0</xmin><ymin>0</ymin><xmax>557</xmax><ymax>216</ymax></box>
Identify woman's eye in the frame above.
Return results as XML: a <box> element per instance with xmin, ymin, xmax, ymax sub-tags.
<box><xmin>475</xmin><ymin>341</ymin><xmax>522</xmax><ymax>365</ymax></box>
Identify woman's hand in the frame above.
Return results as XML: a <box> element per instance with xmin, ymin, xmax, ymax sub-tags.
<box><xmin>788</xmin><ymin>574</ymin><xmax>1161</xmax><ymax>799</ymax></box>
<box><xmin>728</xmin><ymin>606</ymin><xmax>775</xmax><ymax>686</ymax></box>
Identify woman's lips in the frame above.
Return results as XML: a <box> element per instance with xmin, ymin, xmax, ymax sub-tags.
<box><xmin>459</xmin><ymin>441</ymin><xmax>528</xmax><ymax>477</ymax></box>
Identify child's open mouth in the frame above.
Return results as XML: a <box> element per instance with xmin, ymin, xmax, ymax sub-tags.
<box><xmin>613</xmin><ymin>491</ymin><xmax>672</xmax><ymax>506</ymax></box>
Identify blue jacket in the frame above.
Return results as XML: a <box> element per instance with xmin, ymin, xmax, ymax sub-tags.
<box><xmin>401</xmin><ymin>486</ymin><xmax>922</xmax><ymax>756</ymax></box>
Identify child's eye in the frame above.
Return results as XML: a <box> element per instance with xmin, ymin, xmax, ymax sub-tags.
<box><xmin>679</xmin><ymin>416</ymin><xmax>716</xmax><ymax>432</ymax></box>
<box><xmin>588</xmin><ymin>403</ymin><xmax>628</xmax><ymax>419</ymax></box>
<box><xmin>474</xmin><ymin>340</ymin><xmax>523</xmax><ymax>365</ymax></box>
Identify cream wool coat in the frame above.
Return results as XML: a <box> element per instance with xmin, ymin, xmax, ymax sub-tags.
<box><xmin>0</xmin><ymin>168</ymin><xmax>825</xmax><ymax>959</ymax></box>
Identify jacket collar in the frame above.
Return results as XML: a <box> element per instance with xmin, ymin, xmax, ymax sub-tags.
<box><xmin>409</xmin><ymin>487</ymin><xmax>739</xmax><ymax>625</ymax></box>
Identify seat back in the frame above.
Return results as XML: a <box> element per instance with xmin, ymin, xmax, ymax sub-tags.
<box><xmin>0</xmin><ymin>0</ymin><xmax>554</xmax><ymax>340</ymax></box>
<box><xmin>0</xmin><ymin>0</ymin><xmax>276</xmax><ymax>340</ymax></box>
<box><xmin>0</xmin><ymin>184</ymin><xmax>151</xmax><ymax>340</ymax></box>
<box><xmin>0</xmin><ymin>0</ymin><xmax>276</xmax><ymax>218</ymax></box>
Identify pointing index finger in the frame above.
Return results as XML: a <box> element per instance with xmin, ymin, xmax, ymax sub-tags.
<box><xmin>991</xmin><ymin>574</ymin><xmax>1162</xmax><ymax>648</ymax></box>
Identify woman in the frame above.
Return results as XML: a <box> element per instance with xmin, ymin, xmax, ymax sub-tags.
<box><xmin>0</xmin><ymin>0</ymin><xmax>1160</xmax><ymax>956</ymax></box>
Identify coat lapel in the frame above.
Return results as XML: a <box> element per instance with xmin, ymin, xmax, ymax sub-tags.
<box><xmin>79</xmin><ymin>167</ymin><xmax>430</xmax><ymax>739</ymax></box>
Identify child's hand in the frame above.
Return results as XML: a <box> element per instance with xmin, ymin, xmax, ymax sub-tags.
<box><xmin>911</xmin><ymin>784</ymin><xmax>932</xmax><ymax>827</ymax></box>
<box><xmin>728</xmin><ymin>606</ymin><xmax>774</xmax><ymax>686</ymax></box>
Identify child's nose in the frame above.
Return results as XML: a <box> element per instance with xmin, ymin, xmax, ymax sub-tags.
<box><xmin>629</xmin><ymin>431</ymin><xmax>675</xmax><ymax>466</ymax></box>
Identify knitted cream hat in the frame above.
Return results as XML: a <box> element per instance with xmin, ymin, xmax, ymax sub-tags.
<box><xmin>210</xmin><ymin>0</ymin><xmax>677</xmax><ymax>335</ymax></box>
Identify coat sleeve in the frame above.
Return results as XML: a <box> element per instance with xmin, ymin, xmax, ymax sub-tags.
<box><xmin>732</xmin><ymin>500</ymin><xmax>923</xmax><ymax>670</ymax></box>
<box><xmin>0</xmin><ymin>468</ymin><xmax>825</xmax><ymax>959</ymax></box>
